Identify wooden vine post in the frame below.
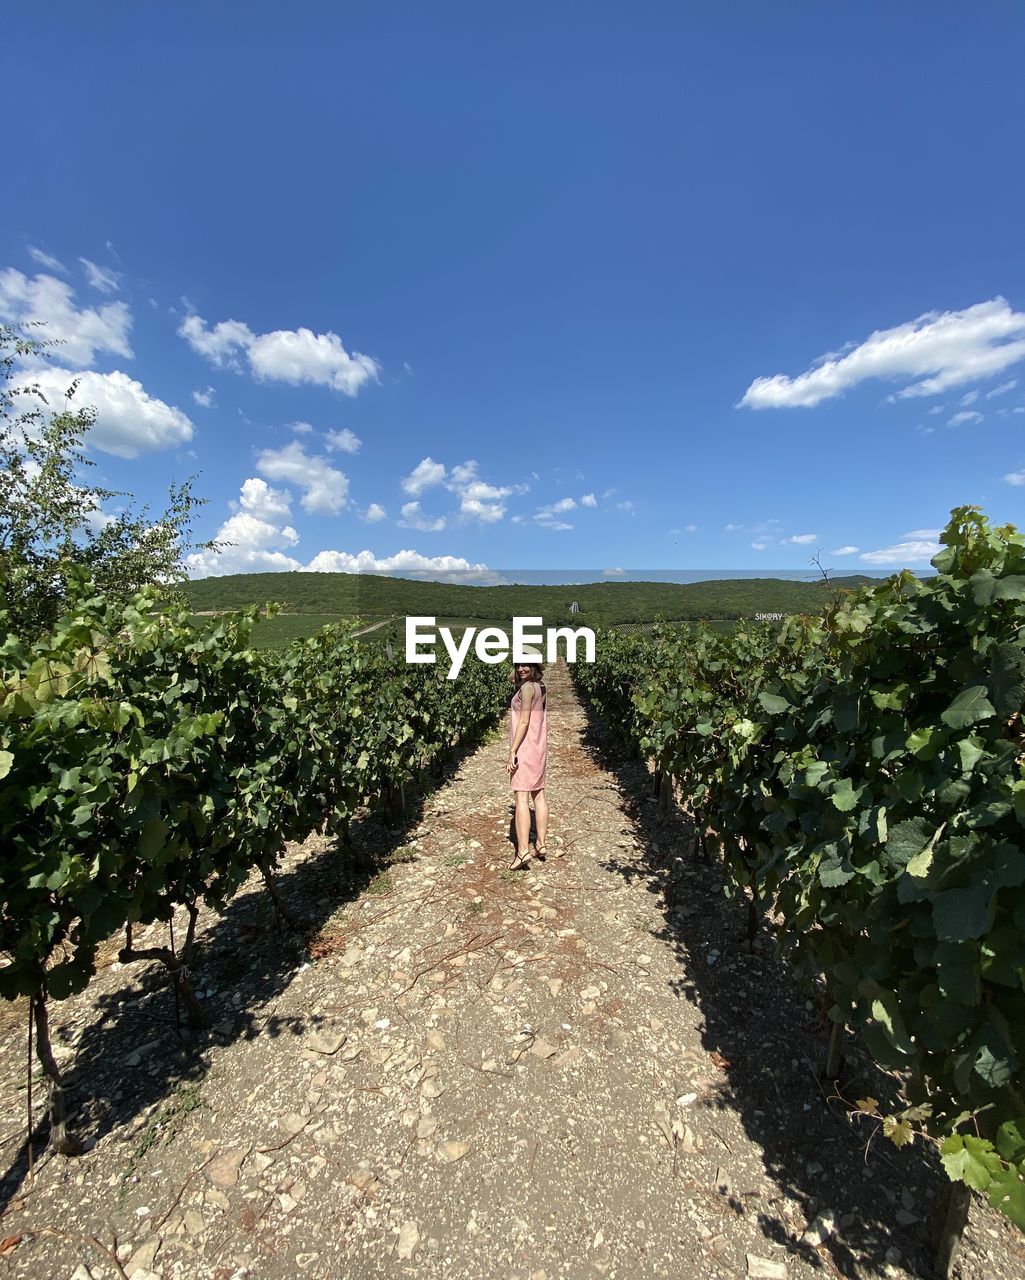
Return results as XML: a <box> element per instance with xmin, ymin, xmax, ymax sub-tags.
<box><xmin>29</xmin><ymin>992</ymin><xmax>82</xmax><ymax>1156</ymax></box>
<box><xmin>935</xmin><ymin>1183</ymin><xmax>971</xmax><ymax>1279</ymax></box>
<box><xmin>823</xmin><ymin>1020</ymin><xmax>844</xmax><ymax>1080</ymax></box>
<box><xmin>259</xmin><ymin>860</ymin><xmax>298</xmax><ymax>929</ymax></box>
<box><xmin>745</xmin><ymin>893</ymin><xmax>759</xmax><ymax>951</ymax></box>
<box><xmin>119</xmin><ymin>908</ymin><xmax>206</xmax><ymax>1028</ymax></box>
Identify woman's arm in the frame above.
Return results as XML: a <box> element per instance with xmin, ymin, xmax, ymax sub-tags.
<box><xmin>507</xmin><ymin>682</ymin><xmax>534</xmax><ymax>773</ymax></box>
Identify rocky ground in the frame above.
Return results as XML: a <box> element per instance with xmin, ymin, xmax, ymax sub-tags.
<box><xmin>1</xmin><ymin>659</ymin><xmax>1022</xmax><ymax>1280</ymax></box>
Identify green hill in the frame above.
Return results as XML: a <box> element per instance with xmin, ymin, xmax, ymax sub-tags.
<box><xmin>183</xmin><ymin>570</ymin><xmax>884</xmax><ymax>628</ymax></box>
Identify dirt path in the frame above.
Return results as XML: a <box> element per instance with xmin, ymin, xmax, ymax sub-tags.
<box><xmin>0</xmin><ymin>660</ymin><xmax>1021</xmax><ymax>1280</ymax></box>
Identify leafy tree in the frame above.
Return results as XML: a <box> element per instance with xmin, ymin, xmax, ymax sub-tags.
<box><xmin>0</xmin><ymin>323</ymin><xmax>212</xmax><ymax>638</ymax></box>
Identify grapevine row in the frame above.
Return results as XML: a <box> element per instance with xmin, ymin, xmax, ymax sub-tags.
<box><xmin>573</xmin><ymin>507</ymin><xmax>1025</xmax><ymax>1236</ymax></box>
<box><xmin>0</xmin><ymin>575</ymin><xmax>506</xmax><ymax>1150</ymax></box>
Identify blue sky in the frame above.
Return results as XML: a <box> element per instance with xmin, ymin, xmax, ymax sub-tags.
<box><xmin>4</xmin><ymin>3</ymin><xmax>1025</xmax><ymax>582</ymax></box>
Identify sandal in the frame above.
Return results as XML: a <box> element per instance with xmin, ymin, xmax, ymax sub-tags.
<box><xmin>533</xmin><ymin>841</ymin><xmax>548</xmax><ymax>861</ymax></box>
<box><xmin>509</xmin><ymin>850</ymin><xmax>531</xmax><ymax>871</ymax></box>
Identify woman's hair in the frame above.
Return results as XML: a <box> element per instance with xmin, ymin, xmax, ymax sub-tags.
<box><xmin>509</xmin><ymin>661</ymin><xmax>545</xmax><ymax>689</ymax></box>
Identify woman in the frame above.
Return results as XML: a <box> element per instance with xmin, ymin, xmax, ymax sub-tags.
<box><xmin>507</xmin><ymin>660</ymin><xmax>549</xmax><ymax>870</ymax></box>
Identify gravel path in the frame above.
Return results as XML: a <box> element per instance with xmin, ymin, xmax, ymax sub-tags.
<box><xmin>1</xmin><ymin>659</ymin><xmax>1021</xmax><ymax>1280</ymax></box>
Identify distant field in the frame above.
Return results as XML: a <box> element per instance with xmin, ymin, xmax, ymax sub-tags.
<box><xmin>616</xmin><ymin>618</ymin><xmax>742</xmax><ymax>635</ymax></box>
<box><xmin>187</xmin><ymin>609</ymin><xmax>784</xmax><ymax>652</ymax></box>
<box><xmin>186</xmin><ymin>614</ymin><xmax>400</xmax><ymax>651</ymax></box>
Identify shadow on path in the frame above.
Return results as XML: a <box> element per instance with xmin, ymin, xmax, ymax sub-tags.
<box><xmin>1</xmin><ymin>726</ymin><xmax>494</xmax><ymax>1216</ymax></box>
<box><xmin>572</xmin><ymin>681</ymin><xmax>956</xmax><ymax>1280</ymax></box>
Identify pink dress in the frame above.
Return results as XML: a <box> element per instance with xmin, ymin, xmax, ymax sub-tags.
<box><xmin>508</xmin><ymin>680</ymin><xmax>548</xmax><ymax>791</ymax></box>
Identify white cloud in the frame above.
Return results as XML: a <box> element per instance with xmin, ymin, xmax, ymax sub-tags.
<box><xmin>830</xmin><ymin>545</ymin><xmax>859</xmax><ymax>556</ymax></box>
<box><xmin>959</xmin><ymin>389</ymin><xmax>979</xmax><ymax>407</ymax></box>
<box><xmin>249</xmin><ymin>329</ymin><xmax>378</xmax><ymax>394</ymax></box>
<box><xmin>1004</xmin><ymin>471</ymin><xmax>1025</xmax><ymax>486</ymax></box>
<box><xmin>947</xmin><ymin>410</ymin><xmax>983</xmax><ymax>426</ymax></box>
<box><xmin>445</xmin><ymin>460</ymin><xmax>524</xmax><ymax>523</ymax></box>
<box><xmin>186</xmin><ymin>510</ymin><xmax>302</xmax><ymax>577</ymax></box>
<box><xmin>533</xmin><ymin>491</ymin><xmax>601</xmax><ymax>529</ymax></box>
<box><xmin>187</xmin><ymin>480</ymin><xmax>500</xmax><ymax>583</ymax></box>
<box><xmin>616</xmin><ymin>500</ymin><xmax>635</xmax><ymax>512</ymax></box>
<box><xmin>187</xmin><ymin>478</ymin><xmax>302</xmax><ymax>576</ymax></box>
<box><xmin>364</xmin><ymin>502</ymin><xmax>386</xmax><ymax>522</ymax></box>
<box><xmin>291</xmin><ymin>421</ymin><xmax>314</xmax><ymax>435</ymax></box>
<box><xmin>0</xmin><ymin>268</ymin><xmax>132</xmax><ymax>366</ymax></box>
<box><xmin>257</xmin><ymin>442</ymin><xmax>350</xmax><ymax>515</ymax></box>
<box><xmin>179</xmin><ymin>312</ymin><xmax>379</xmax><ymax>394</ymax></box>
<box><xmin>79</xmin><ymin>258</ymin><xmax>121</xmax><ymax>294</ymax></box>
<box><xmin>727</xmin><ymin>518</ymin><xmax>782</xmax><ymax>541</ymax></box>
<box><xmin>399</xmin><ymin>501</ymin><xmax>446</xmax><ymax>532</ymax></box>
<box><xmin>458</xmin><ymin>486</ymin><xmax>510</xmax><ymax>522</ymax></box>
<box><xmin>399</xmin><ymin>457</ymin><xmax>525</xmax><ymax>524</ymax></box>
<box><xmin>236</xmin><ymin>477</ymin><xmax>292</xmax><ymax>523</ymax></box>
<box><xmin>12</xmin><ymin>366</ymin><xmax>193</xmax><ymax>458</ymax></box>
<box><xmin>192</xmin><ymin>386</ymin><xmax>215</xmax><ymax>407</ymax></box>
<box><xmin>751</xmin><ymin>540</ymin><xmax>770</xmax><ymax>551</ymax></box>
<box><xmin>28</xmin><ymin>247</ymin><xmax>67</xmax><ymax>273</ymax></box>
<box><xmin>325</xmin><ymin>427</ymin><xmax>361</xmax><ymax>454</ymax></box>
<box><xmin>782</xmin><ymin>533</ymin><xmax>818</xmax><ymax>545</ymax></box>
<box><xmin>859</xmin><ymin>529</ymin><xmax>942</xmax><ymax>566</ymax></box>
<box><xmin>534</xmin><ymin>497</ymin><xmax>576</xmax><ymax>530</ymax></box>
<box><xmin>927</xmin><ymin>404</ymin><xmax>944</xmax><ymax>415</ymax></box>
<box><xmin>602</xmin><ymin>568</ymin><xmax>625</xmax><ymax>577</ymax></box>
<box><xmin>685</xmin><ymin>523</ymin><xmax>697</xmax><ymax>533</ymax></box>
<box><xmin>987</xmin><ymin>379</ymin><xmax>1018</xmax><ymax>399</ymax></box>
<box><xmin>178</xmin><ymin>315</ymin><xmax>253</xmax><ymax>369</ymax></box>
<box><xmin>1015</xmin><ymin>407</ymin><xmax>1025</xmax><ymax>415</ymax></box>
<box><xmin>401</xmin><ymin>456</ymin><xmax>447</xmax><ymax>496</ymax></box>
<box><xmin>739</xmin><ymin>298</ymin><xmax>1025</xmax><ymax>409</ymax></box>
<box><xmin>304</xmin><ymin>549</ymin><xmax>501</xmax><ymax>583</ymax></box>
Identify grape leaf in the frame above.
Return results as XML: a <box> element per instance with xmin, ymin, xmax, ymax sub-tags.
<box><xmin>941</xmin><ymin>686</ymin><xmax>995</xmax><ymax>730</ymax></box>
<box><xmin>933</xmin><ymin>884</ymin><xmax>991</xmax><ymax>942</ymax></box>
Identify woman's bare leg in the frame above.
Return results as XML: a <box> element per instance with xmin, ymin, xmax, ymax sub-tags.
<box><xmin>532</xmin><ymin>789</ymin><xmax>548</xmax><ymax>849</ymax></box>
<box><xmin>513</xmin><ymin>791</ymin><xmax>532</xmax><ymax>864</ymax></box>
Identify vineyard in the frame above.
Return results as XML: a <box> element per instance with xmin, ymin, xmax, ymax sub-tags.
<box><xmin>1</xmin><ymin>579</ymin><xmax>506</xmax><ymax>1154</ymax></box>
<box><xmin>1</xmin><ymin>506</ymin><xmax>1024</xmax><ymax>1278</ymax></box>
<box><xmin>573</xmin><ymin>506</ymin><xmax>1025</xmax><ymax>1250</ymax></box>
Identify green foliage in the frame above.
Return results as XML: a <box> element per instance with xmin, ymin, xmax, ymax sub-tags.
<box><xmin>574</xmin><ymin>506</ymin><xmax>1025</xmax><ymax>1229</ymax></box>
<box><xmin>0</xmin><ymin>576</ymin><xmax>505</xmax><ymax>1009</ymax></box>
<box><xmin>196</xmin><ymin>611</ymin><xmax>373</xmax><ymax>651</ymax></box>
<box><xmin>0</xmin><ymin>324</ymin><xmax>210</xmax><ymax>640</ymax></box>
